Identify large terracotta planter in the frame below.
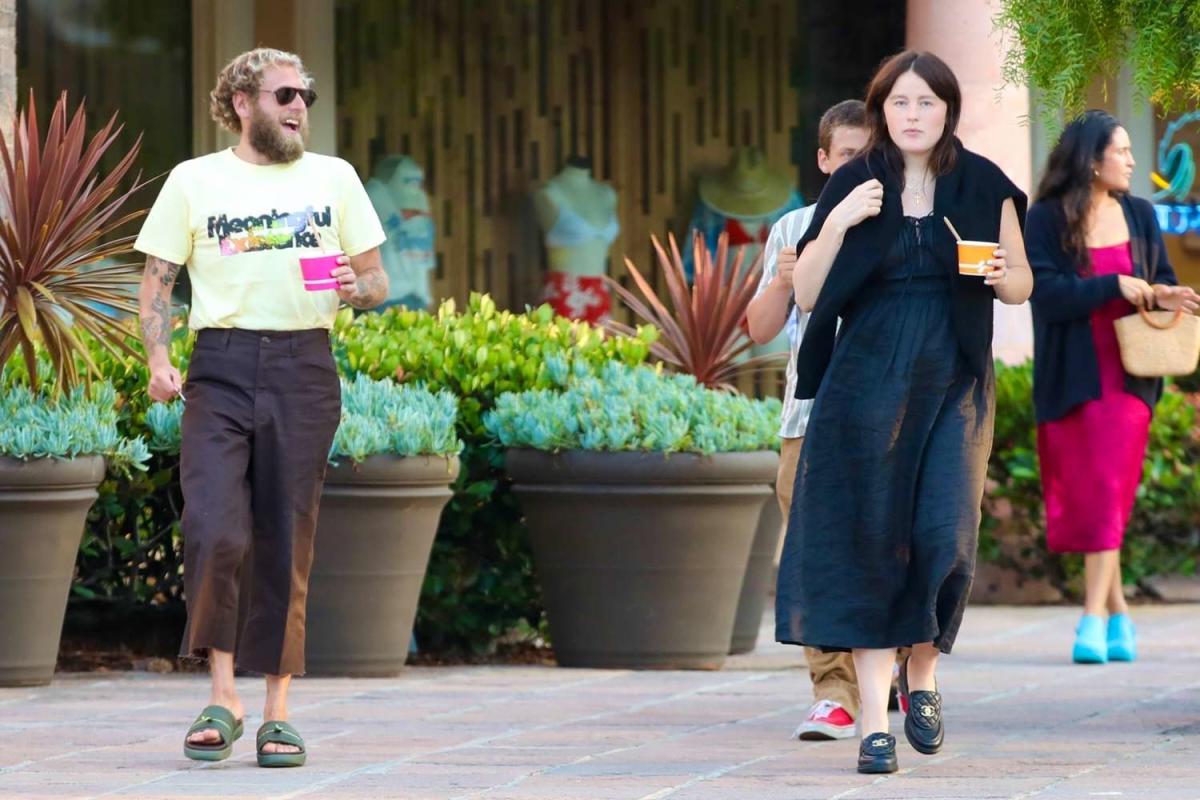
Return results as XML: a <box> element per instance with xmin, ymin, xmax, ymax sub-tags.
<box><xmin>0</xmin><ymin>456</ymin><xmax>105</xmax><ymax>686</ymax></box>
<box><xmin>304</xmin><ymin>454</ymin><xmax>460</xmax><ymax>676</ymax></box>
<box><xmin>506</xmin><ymin>449</ymin><xmax>776</xmax><ymax>670</ymax></box>
<box><xmin>729</xmin><ymin>492</ymin><xmax>783</xmax><ymax>655</ymax></box>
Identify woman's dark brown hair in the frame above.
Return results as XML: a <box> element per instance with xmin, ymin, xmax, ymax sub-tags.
<box><xmin>1035</xmin><ymin>110</ymin><xmax>1122</xmax><ymax>274</ymax></box>
<box><xmin>863</xmin><ymin>50</ymin><xmax>962</xmax><ymax>178</ymax></box>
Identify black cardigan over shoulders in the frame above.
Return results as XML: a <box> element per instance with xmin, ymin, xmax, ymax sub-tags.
<box><xmin>792</xmin><ymin>140</ymin><xmax>1027</xmax><ymax>400</ymax></box>
<box><xmin>1027</xmin><ymin>193</ymin><xmax>1177</xmax><ymax>423</ymax></box>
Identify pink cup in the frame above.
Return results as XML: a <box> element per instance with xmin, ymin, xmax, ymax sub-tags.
<box><xmin>299</xmin><ymin>252</ymin><xmax>343</xmax><ymax>292</ymax></box>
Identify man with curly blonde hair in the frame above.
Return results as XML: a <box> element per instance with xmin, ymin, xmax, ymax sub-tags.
<box><xmin>134</xmin><ymin>47</ymin><xmax>388</xmax><ymax>768</ymax></box>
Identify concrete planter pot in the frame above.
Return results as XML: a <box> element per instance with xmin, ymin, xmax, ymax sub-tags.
<box><xmin>506</xmin><ymin>449</ymin><xmax>776</xmax><ymax>670</ymax></box>
<box><xmin>0</xmin><ymin>456</ymin><xmax>105</xmax><ymax>686</ymax></box>
<box><xmin>305</xmin><ymin>454</ymin><xmax>460</xmax><ymax>676</ymax></box>
<box><xmin>729</xmin><ymin>493</ymin><xmax>783</xmax><ymax>655</ymax></box>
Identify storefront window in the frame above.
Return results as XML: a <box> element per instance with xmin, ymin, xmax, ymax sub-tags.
<box><xmin>16</xmin><ymin>0</ymin><xmax>193</xmax><ymax>294</ymax></box>
<box><xmin>1151</xmin><ymin>109</ymin><xmax>1200</xmax><ymax>287</ymax></box>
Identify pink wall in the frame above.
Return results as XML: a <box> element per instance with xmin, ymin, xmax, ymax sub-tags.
<box><xmin>906</xmin><ymin>0</ymin><xmax>1032</xmax><ymax>192</ymax></box>
<box><xmin>908</xmin><ymin>0</ymin><xmax>1034</xmax><ymax>364</ymax></box>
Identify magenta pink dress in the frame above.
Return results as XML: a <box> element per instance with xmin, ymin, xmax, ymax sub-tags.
<box><xmin>1037</xmin><ymin>242</ymin><xmax>1151</xmax><ymax>553</ymax></box>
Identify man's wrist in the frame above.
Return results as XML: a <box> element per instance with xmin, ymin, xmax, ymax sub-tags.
<box><xmin>147</xmin><ymin>351</ymin><xmax>172</xmax><ymax>370</ymax></box>
<box><xmin>770</xmin><ymin>275</ymin><xmax>794</xmax><ymax>294</ymax></box>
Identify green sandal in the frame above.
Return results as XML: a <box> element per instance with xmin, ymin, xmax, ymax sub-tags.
<box><xmin>256</xmin><ymin>720</ymin><xmax>307</xmax><ymax>768</ymax></box>
<box><xmin>183</xmin><ymin>705</ymin><xmax>244</xmax><ymax>762</ymax></box>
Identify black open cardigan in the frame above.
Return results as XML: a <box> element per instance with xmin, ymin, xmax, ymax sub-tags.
<box><xmin>792</xmin><ymin>141</ymin><xmax>1027</xmax><ymax>400</ymax></box>
<box><xmin>1027</xmin><ymin>193</ymin><xmax>1177</xmax><ymax>423</ymax></box>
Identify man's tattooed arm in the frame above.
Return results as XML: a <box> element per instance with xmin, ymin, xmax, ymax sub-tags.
<box><xmin>138</xmin><ymin>256</ymin><xmax>183</xmax><ymax>363</ymax></box>
<box><xmin>346</xmin><ymin>247</ymin><xmax>390</xmax><ymax>309</ymax></box>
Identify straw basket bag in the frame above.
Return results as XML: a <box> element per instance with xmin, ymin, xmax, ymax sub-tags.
<box><xmin>1113</xmin><ymin>307</ymin><xmax>1200</xmax><ymax>377</ymax></box>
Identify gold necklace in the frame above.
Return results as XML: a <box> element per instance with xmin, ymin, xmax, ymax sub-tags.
<box><xmin>905</xmin><ymin>177</ymin><xmax>930</xmax><ymax>202</ymax></box>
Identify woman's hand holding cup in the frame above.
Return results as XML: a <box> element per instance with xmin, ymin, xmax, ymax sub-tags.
<box><xmin>983</xmin><ymin>248</ymin><xmax>1008</xmax><ymax>286</ymax></box>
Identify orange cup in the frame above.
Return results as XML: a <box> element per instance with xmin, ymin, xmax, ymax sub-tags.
<box><xmin>957</xmin><ymin>241</ymin><xmax>997</xmax><ymax>277</ymax></box>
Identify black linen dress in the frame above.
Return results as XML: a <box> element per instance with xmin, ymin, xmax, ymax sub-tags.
<box><xmin>775</xmin><ymin>213</ymin><xmax>994</xmax><ymax>653</ymax></box>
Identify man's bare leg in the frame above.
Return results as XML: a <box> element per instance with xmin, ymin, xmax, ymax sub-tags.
<box><xmin>186</xmin><ymin>649</ymin><xmax>243</xmax><ymax>746</ymax></box>
<box><xmin>261</xmin><ymin>674</ymin><xmax>301</xmax><ymax>754</ymax></box>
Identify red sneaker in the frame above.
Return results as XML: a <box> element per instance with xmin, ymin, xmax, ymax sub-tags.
<box><xmin>794</xmin><ymin>700</ymin><xmax>857</xmax><ymax>740</ymax></box>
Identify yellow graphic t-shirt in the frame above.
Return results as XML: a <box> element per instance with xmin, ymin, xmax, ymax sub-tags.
<box><xmin>134</xmin><ymin>149</ymin><xmax>386</xmax><ymax>331</ymax></box>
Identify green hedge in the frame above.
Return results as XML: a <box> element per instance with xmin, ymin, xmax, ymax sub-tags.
<box><xmin>7</xmin><ymin>310</ymin><xmax>1198</xmax><ymax>654</ymax></box>
<box><xmin>21</xmin><ymin>295</ymin><xmax>655</xmax><ymax>653</ymax></box>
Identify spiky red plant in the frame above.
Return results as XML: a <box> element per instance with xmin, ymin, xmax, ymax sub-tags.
<box><xmin>0</xmin><ymin>91</ymin><xmax>149</xmax><ymax>391</ymax></box>
<box><xmin>604</xmin><ymin>231</ymin><xmax>785</xmax><ymax>390</ymax></box>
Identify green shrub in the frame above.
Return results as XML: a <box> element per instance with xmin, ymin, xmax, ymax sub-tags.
<box><xmin>12</xmin><ymin>294</ymin><xmax>654</xmax><ymax>654</ymax></box>
<box><xmin>485</xmin><ymin>360</ymin><xmax>781</xmax><ymax>454</ymax></box>
<box><xmin>36</xmin><ymin>326</ymin><xmax>193</xmax><ymax>605</ymax></box>
<box><xmin>985</xmin><ymin>360</ymin><xmax>1200</xmax><ymax>593</ymax></box>
<box><xmin>331</xmin><ymin>294</ymin><xmax>655</xmax><ymax>431</ymax></box>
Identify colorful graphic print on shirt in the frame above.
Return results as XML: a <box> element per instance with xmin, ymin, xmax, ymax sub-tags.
<box><xmin>207</xmin><ymin>205</ymin><xmax>332</xmax><ymax>256</ymax></box>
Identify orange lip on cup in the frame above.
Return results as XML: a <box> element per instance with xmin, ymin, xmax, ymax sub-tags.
<box><xmin>956</xmin><ymin>241</ymin><xmax>997</xmax><ymax>277</ymax></box>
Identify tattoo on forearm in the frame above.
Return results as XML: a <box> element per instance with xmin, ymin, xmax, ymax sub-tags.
<box><xmin>350</xmin><ymin>267</ymin><xmax>389</xmax><ymax>309</ymax></box>
<box><xmin>162</xmin><ymin>260</ymin><xmax>183</xmax><ymax>287</ymax></box>
<box><xmin>140</xmin><ymin>256</ymin><xmax>181</xmax><ymax>353</ymax></box>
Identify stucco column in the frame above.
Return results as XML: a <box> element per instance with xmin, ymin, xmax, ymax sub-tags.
<box><xmin>0</xmin><ymin>0</ymin><xmax>15</xmax><ymax>138</ymax></box>
<box><xmin>293</xmin><ymin>0</ymin><xmax>337</xmax><ymax>158</ymax></box>
<box><xmin>907</xmin><ymin>0</ymin><xmax>1034</xmax><ymax>364</ymax></box>
<box><xmin>192</xmin><ymin>0</ymin><xmax>256</xmax><ymax>156</ymax></box>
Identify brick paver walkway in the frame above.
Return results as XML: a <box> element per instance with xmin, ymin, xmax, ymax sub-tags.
<box><xmin>1</xmin><ymin>605</ymin><xmax>1198</xmax><ymax>799</ymax></box>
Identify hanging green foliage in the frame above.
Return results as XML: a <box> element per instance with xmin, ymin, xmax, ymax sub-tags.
<box><xmin>997</xmin><ymin>0</ymin><xmax>1200</xmax><ymax>126</ymax></box>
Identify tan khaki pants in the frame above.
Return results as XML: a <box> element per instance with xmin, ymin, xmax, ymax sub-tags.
<box><xmin>778</xmin><ymin>437</ymin><xmax>908</xmax><ymax>716</ymax></box>
<box><xmin>777</xmin><ymin>437</ymin><xmax>860</xmax><ymax>715</ymax></box>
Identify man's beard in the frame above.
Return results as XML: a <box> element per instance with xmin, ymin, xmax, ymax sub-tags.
<box><xmin>247</xmin><ymin>104</ymin><xmax>308</xmax><ymax>163</ymax></box>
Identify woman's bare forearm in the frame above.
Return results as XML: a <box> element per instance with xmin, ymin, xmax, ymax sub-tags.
<box><xmin>792</xmin><ymin>221</ymin><xmax>847</xmax><ymax>312</ymax></box>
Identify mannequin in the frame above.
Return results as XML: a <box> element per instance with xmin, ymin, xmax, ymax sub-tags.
<box><xmin>533</xmin><ymin>155</ymin><xmax>620</xmax><ymax>323</ymax></box>
<box><xmin>365</xmin><ymin>155</ymin><xmax>436</xmax><ymax>310</ymax></box>
<box><xmin>685</xmin><ymin>147</ymin><xmax>803</xmax><ymax>279</ymax></box>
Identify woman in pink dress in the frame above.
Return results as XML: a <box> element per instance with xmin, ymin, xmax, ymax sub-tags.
<box><xmin>1027</xmin><ymin>111</ymin><xmax>1199</xmax><ymax>664</ymax></box>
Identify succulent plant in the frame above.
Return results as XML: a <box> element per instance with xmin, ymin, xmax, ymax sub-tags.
<box><xmin>143</xmin><ymin>375</ymin><xmax>462</xmax><ymax>464</ymax></box>
<box><xmin>484</xmin><ymin>360</ymin><xmax>781</xmax><ymax>455</ymax></box>
<box><xmin>0</xmin><ymin>380</ymin><xmax>149</xmax><ymax>472</ymax></box>
<box><xmin>331</xmin><ymin>374</ymin><xmax>462</xmax><ymax>462</ymax></box>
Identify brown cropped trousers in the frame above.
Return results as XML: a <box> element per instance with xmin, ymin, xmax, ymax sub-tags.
<box><xmin>178</xmin><ymin>327</ymin><xmax>341</xmax><ymax>676</ymax></box>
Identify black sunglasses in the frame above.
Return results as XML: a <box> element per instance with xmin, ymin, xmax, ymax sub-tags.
<box><xmin>260</xmin><ymin>86</ymin><xmax>317</xmax><ymax>108</ymax></box>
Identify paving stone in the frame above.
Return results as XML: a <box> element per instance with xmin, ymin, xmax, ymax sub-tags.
<box><xmin>0</xmin><ymin>605</ymin><xmax>1197</xmax><ymax>799</ymax></box>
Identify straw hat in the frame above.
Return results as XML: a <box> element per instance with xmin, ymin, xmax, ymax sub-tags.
<box><xmin>698</xmin><ymin>148</ymin><xmax>795</xmax><ymax>218</ymax></box>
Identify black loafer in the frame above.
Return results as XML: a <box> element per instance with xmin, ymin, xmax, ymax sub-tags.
<box><xmin>899</xmin><ymin>657</ymin><xmax>944</xmax><ymax>754</ymax></box>
<box><xmin>857</xmin><ymin>732</ymin><xmax>898</xmax><ymax>774</ymax></box>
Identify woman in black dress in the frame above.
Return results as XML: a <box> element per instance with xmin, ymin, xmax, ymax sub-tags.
<box><xmin>774</xmin><ymin>50</ymin><xmax>1033</xmax><ymax>774</ymax></box>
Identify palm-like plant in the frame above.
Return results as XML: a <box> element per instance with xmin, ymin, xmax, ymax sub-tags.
<box><xmin>0</xmin><ymin>91</ymin><xmax>148</xmax><ymax>392</ymax></box>
<box><xmin>604</xmin><ymin>231</ymin><xmax>785</xmax><ymax>391</ymax></box>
